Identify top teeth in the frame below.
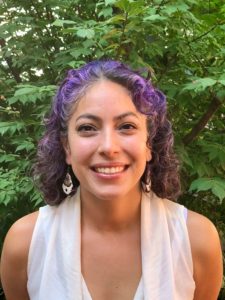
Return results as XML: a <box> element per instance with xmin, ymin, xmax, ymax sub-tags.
<box><xmin>96</xmin><ymin>167</ymin><xmax>124</xmax><ymax>174</ymax></box>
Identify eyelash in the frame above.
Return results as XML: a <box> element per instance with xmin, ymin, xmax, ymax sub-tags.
<box><xmin>119</xmin><ymin>123</ymin><xmax>137</xmax><ymax>130</ymax></box>
<box><xmin>77</xmin><ymin>124</ymin><xmax>97</xmax><ymax>132</ymax></box>
<box><xmin>76</xmin><ymin>122</ymin><xmax>137</xmax><ymax>136</ymax></box>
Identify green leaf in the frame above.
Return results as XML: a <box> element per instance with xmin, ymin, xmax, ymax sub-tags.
<box><xmin>0</xmin><ymin>179</ymin><xmax>11</xmax><ymax>189</ymax></box>
<box><xmin>175</xmin><ymin>144</ymin><xmax>193</xmax><ymax>168</ymax></box>
<box><xmin>189</xmin><ymin>177</ymin><xmax>225</xmax><ymax>201</ymax></box>
<box><xmin>183</xmin><ymin>78</ymin><xmax>217</xmax><ymax>92</ymax></box>
<box><xmin>30</xmin><ymin>190</ymin><xmax>43</xmax><ymax>206</ymax></box>
<box><xmin>143</xmin><ymin>15</ymin><xmax>167</xmax><ymax>21</ymax></box>
<box><xmin>0</xmin><ymin>154</ymin><xmax>18</xmax><ymax>163</ymax></box>
<box><xmin>218</xmin><ymin>79</ymin><xmax>225</xmax><ymax>86</ymax></box>
<box><xmin>82</xmin><ymin>39</ymin><xmax>95</xmax><ymax>48</ymax></box>
<box><xmin>196</xmin><ymin>78</ymin><xmax>217</xmax><ymax>88</ymax></box>
<box><xmin>115</xmin><ymin>0</ymin><xmax>131</xmax><ymax>11</ymax></box>
<box><xmin>52</xmin><ymin>19</ymin><xmax>76</xmax><ymax>27</ymax></box>
<box><xmin>14</xmin><ymin>86</ymin><xmax>38</xmax><ymax>97</ymax></box>
<box><xmin>0</xmin><ymin>121</ymin><xmax>25</xmax><ymax>136</ymax></box>
<box><xmin>67</xmin><ymin>60</ymin><xmax>86</xmax><ymax>68</ymax></box>
<box><xmin>127</xmin><ymin>2</ymin><xmax>145</xmax><ymax>16</ymax></box>
<box><xmin>98</xmin><ymin>7</ymin><xmax>113</xmax><ymax>18</ymax></box>
<box><xmin>105</xmin><ymin>0</ymin><xmax>117</xmax><ymax>5</ymax></box>
<box><xmin>163</xmin><ymin>3</ymin><xmax>189</xmax><ymax>15</ymax></box>
<box><xmin>195</xmin><ymin>161</ymin><xmax>214</xmax><ymax>177</ymax></box>
<box><xmin>212</xmin><ymin>186</ymin><xmax>225</xmax><ymax>202</ymax></box>
<box><xmin>70</xmin><ymin>48</ymin><xmax>92</xmax><ymax>59</ymax></box>
<box><xmin>189</xmin><ymin>178</ymin><xmax>212</xmax><ymax>192</ymax></box>
<box><xmin>39</xmin><ymin>85</ymin><xmax>57</xmax><ymax>93</ymax></box>
<box><xmin>0</xmin><ymin>192</ymin><xmax>12</xmax><ymax>206</ymax></box>
<box><xmin>106</xmin><ymin>14</ymin><xmax>126</xmax><ymax>24</ymax></box>
<box><xmin>76</xmin><ymin>28</ymin><xmax>95</xmax><ymax>39</ymax></box>
<box><xmin>199</xmin><ymin>142</ymin><xmax>225</xmax><ymax>164</ymax></box>
<box><xmin>15</xmin><ymin>140</ymin><xmax>35</xmax><ymax>152</ymax></box>
<box><xmin>8</xmin><ymin>85</ymin><xmax>56</xmax><ymax>105</ymax></box>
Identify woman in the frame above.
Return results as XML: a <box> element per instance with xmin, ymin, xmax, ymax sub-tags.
<box><xmin>0</xmin><ymin>60</ymin><xmax>223</xmax><ymax>300</ymax></box>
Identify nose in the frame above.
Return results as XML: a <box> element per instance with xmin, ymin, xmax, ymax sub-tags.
<box><xmin>98</xmin><ymin>128</ymin><xmax>120</xmax><ymax>157</ymax></box>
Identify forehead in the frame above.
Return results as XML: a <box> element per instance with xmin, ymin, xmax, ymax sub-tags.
<box><xmin>73</xmin><ymin>80</ymin><xmax>138</xmax><ymax>115</ymax></box>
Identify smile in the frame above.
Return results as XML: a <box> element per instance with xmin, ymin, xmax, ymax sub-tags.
<box><xmin>93</xmin><ymin>166</ymin><xmax>126</xmax><ymax>174</ymax></box>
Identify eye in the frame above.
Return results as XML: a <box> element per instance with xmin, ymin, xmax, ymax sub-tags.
<box><xmin>76</xmin><ymin>124</ymin><xmax>97</xmax><ymax>136</ymax></box>
<box><xmin>119</xmin><ymin>123</ymin><xmax>137</xmax><ymax>132</ymax></box>
<box><xmin>77</xmin><ymin>124</ymin><xmax>96</xmax><ymax>131</ymax></box>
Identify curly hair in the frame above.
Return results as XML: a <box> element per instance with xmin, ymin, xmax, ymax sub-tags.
<box><xmin>34</xmin><ymin>60</ymin><xmax>180</xmax><ymax>205</ymax></box>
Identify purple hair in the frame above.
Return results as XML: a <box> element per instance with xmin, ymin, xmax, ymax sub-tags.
<box><xmin>34</xmin><ymin>60</ymin><xmax>180</xmax><ymax>205</ymax></box>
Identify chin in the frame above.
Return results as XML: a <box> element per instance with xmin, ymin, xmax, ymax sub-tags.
<box><xmin>89</xmin><ymin>185</ymin><xmax>140</xmax><ymax>202</ymax></box>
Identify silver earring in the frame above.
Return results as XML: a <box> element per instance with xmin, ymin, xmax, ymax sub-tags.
<box><xmin>145</xmin><ymin>181</ymin><xmax>151</xmax><ymax>192</ymax></box>
<box><xmin>62</xmin><ymin>172</ymin><xmax>73</xmax><ymax>195</ymax></box>
<box><xmin>141</xmin><ymin>180</ymin><xmax>151</xmax><ymax>192</ymax></box>
<box><xmin>143</xmin><ymin>160</ymin><xmax>151</xmax><ymax>192</ymax></box>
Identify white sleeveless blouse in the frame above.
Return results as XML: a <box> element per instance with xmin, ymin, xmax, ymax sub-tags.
<box><xmin>27</xmin><ymin>189</ymin><xmax>195</xmax><ymax>299</ymax></box>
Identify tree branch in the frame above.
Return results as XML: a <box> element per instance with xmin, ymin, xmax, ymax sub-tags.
<box><xmin>189</xmin><ymin>22</ymin><xmax>224</xmax><ymax>44</ymax></box>
<box><xmin>182</xmin><ymin>95</ymin><xmax>223</xmax><ymax>145</ymax></box>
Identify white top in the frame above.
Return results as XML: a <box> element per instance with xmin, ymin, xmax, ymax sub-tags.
<box><xmin>27</xmin><ymin>189</ymin><xmax>195</xmax><ymax>300</ymax></box>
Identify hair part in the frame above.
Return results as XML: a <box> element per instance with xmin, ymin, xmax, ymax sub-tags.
<box><xmin>34</xmin><ymin>60</ymin><xmax>180</xmax><ymax>205</ymax></box>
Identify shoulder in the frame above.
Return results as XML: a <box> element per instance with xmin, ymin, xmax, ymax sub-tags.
<box><xmin>2</xmin><ymin>211</ymin><xmax>39</xmax><ymax>260</ymax></box>
<box><xmin>187</xmin><ymin>210</ymin><xmax>223</xmax><ymax>299</ymax></box>
<box><xmin>187</xmin><ymin>210</ymin><xmax>222</xmax><ymax>258</ymax></box>
<box><xmin>0</xmin><ymin>211</ymin><xmax>39</xmax><ymax>299</ymax></box>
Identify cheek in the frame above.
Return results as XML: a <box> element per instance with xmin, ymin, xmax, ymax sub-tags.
<box><xmin>67</xmin><ymin>138</ymin><xmax>98</xmax><ymax>164</ymax></box>
<box><xmin>127</xmin><ymin>133</ymin><xmax>149</xmax><ymax>153</ymax></box>
<box><xmin>125</xmin><ymin>140</ymin><xmax>150</xmax><ymax>163</ymax></box>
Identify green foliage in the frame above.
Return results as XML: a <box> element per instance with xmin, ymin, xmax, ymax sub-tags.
<box><xmin>0</xmin><ymin>121</ymin><xmax>25</xmax><ymax>135</ymax></box>
<box><xmin>0</xmin><ymin>0</ymin><xmax>225</xmax><ymax>297</ymax></box>
<box><xmin>189</xmin><ymin>177</ymin><xmax>225</xmax><ymax>202</ymax></box>
<box><xmin>182</xmin><ymin>77</ymin><xmax>217</xmax><ymax>92</ymax></box>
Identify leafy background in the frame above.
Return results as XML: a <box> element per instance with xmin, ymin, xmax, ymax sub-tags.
<box><xmin>0</xmin><ymin>0</ymin><xmax>224</xmax><ymax>298</ymax></box>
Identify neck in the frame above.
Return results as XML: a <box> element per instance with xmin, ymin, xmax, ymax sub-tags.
<box><xmin>80</xmin><ymin>187</ymin><xmax>142</xmax><ymax>233</ymax></box>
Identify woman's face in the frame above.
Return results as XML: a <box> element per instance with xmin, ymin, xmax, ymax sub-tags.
<box><xmin>63</xmin><ymin>80</ymin><xmax>151</xmax><ymax>201</ymax></box>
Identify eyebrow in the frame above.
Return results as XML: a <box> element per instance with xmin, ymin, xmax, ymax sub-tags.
<box><xmin>75</xmin><ymin>112</ymin><xmax>140</xmax><ymax>122</ymax></box>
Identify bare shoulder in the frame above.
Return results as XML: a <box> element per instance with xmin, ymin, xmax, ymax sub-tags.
<box><xmin>2</xmin><ymin>211</ymin><xmax>39</xmax><ymax>260</ymax></box>
<box><xmin>0</xmin><ymin>211</ymin><xmax>39</xmax><ymax>300</ymax></box>
<box><xmin>187</xmin><ymin>209</ymin><xmax>223</xmax><ymax>300</ymax></box>
<box><xmin>187</xmin><ymin>210</ymin><xmax>221</xmax><ymax>253</ymax></box>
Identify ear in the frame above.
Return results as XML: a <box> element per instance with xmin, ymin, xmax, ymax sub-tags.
<box><xmin>61</xmin><ymin>137</ymin><xmax>72</xmax><ymax>165</ymax></box>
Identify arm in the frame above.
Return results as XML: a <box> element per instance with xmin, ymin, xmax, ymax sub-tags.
<box><xmin>187</xmin><ymin>210</ymin><xmax>223</xmax><ymax>300</ymax></box>
<box><xmin>0</xmin><ymin>212</ymin><xmax>38</xmax><ymax>300</ymax></box>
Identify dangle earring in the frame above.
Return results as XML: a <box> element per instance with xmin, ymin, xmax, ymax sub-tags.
<box><xmin>143</xmin><ymin>160</ymin><xmax>151</xmax><ymax>192</ymax></box>
<box><xmin>62</xmin><ymin>168</ymin><xmax>74</xmax><ymax>195</ymax></box>
<box><xmin>145</xmin><ymin>181</ymin><xmax>151</xmax><ymax>192</ymax></box>
<box><xmin>142</xmin><ymin>180</ymin><xmax>151</xmax><ymax>192</ymax></box>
